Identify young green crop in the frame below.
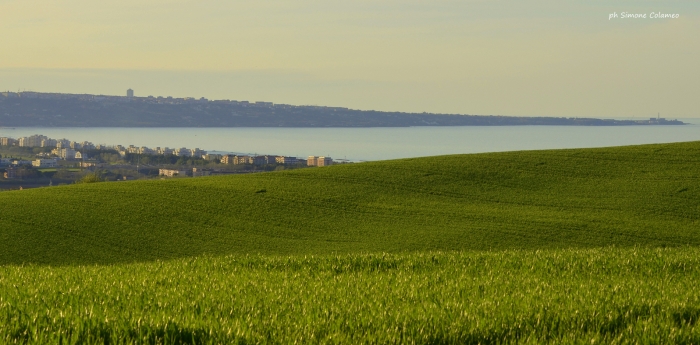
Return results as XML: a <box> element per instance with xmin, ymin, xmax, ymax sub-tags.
<box><xmin>2</xmin><ymin>141</ymin><xmax>700</xmax><ymax>266</ymax></box>
<box><xmin>2</xmin><ymin>248</ymin><xmax>700</xmax><ymax>344</ymax></box>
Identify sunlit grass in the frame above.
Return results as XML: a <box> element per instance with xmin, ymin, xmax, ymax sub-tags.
<box><xmin>2</xmin><ymin>142</ymin><xmax>700</xmax><ymax>343</ymax></box>
<box><xmin>2</xmin><ymin>248</ymin><xmax>700</xmax><ymax>344</ymax></box>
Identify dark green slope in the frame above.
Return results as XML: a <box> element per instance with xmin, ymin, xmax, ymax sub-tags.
<box><xmin>1</xmin><ymin>142</ymin><xmax>699</xmax><ymax>265</ymax></box>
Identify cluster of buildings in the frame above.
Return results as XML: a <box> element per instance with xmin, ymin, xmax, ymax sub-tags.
<box><xmin>0</xmin><ymin>134</ymin><xmax>207</xmax><ymax>160</ymax></box>
<box><xmin>115</xmin><ymin>144</ymin><xmax>206</xmax><ymax>158</ymax></box>
<box><xmin>156</xmin><ymin>157</ymin><xmax>331</xmax><ymax>178</ymax></box>
<box><xmin>307</xmin><ymin>156</ymin><xmax>333</xmax><ymax>167</ymax></box>
<box><xmin>216</xmin><ymin>155</ymin><xmax>333</xmax><ymax>167</ymax></box>
<box><xmin>1</xmin><ymin>133</ymin><xmax>337</xmax><ymax>177</ymax></box>
<box><xmin>159</xmin><ymin>167</ymin><xmax>212</xmax><ymax>178</ymax></box>
<box><xmin>221</xmin><ymin>154</ymin><xmax>279</xmax><ymax>165</ymax></box>
<box><xmin>1</xmin><ymin>134</ymin><xmax>95</xmax><ymax>152</ymax></box>
<box><xmin>1</xmin><ymin>158</ymin><xmax>58</xmax><ymax>168</ymax></box>
<box><xmin>0</xmin><ymin>158</ymin><xmax>59</xmax><ymax>179</ymax></box>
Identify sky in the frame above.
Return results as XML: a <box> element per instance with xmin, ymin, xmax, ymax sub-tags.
<box><xmin>0</xmin><ymin>0</ymin><xmax>698</xmax><ymax>117</ymax></box>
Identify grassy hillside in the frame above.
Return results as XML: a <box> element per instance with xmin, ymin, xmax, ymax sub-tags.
<box><xmin>2</xmin><ymin>248</ymin><xmax>700</xmax><ymax>344</ymax></box>
<box><xmin>2</xmin><ymin>142</ymin><xmax>700</xmax><ymax>344</ymax></box>
<box><xmin>2</xmin><ymin>141</ymin><xmax>700</xmax><ymax>265</ymax></box>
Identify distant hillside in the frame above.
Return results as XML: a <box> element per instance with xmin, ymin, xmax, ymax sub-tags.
<box><xmin>0</xmin><ymin>92</ymin><xmax>686</xmax><ymax>127</ymax></box>
<box><xmin>1</xmin><ymin>141</ymin><xmax>699</xmax><ymax>265</ymax></box>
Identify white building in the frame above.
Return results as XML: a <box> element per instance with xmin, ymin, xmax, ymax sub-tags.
<box><xmin>41</xmin><ymin>139</ymin><xmax>57</xmax><ymax>147</ymax></box>
<box><xmin>190</xmin><ymin>148</ymin><xmax>206</xmax><ymax>157</ymax></box>
<box><xmin>276</xmin><ymin>156</ymin><xmax>299</xmax><ymax>165</ymax></box>
<box><xmin>307</xmin><ymin>156</ymin><xmax>333</xmax><ymax>166</ymax></box>
<box><xmin>159</xmin><ymin>147</ymin><xmax>175</xmax><ymax>155</ymax></box>
<box><xmin>54</xmin><ymin>148</ymin><xmax>78</xmax><ymax>160</ymax></box>
<box><xmin>12</xmin><ymin>160</ymin><xmax>32</xmax><ymax>166</ymax></box>
<box><xmin>56</xmin><ymin>139</ymin><xmax>71</xmax><ymax>149</ymax></box>
<box><xmin>17</xmin><ymin>135</ymin><xmax>48</xmax><ymax>147</ymax></box>
<box><xmin>0</xmin><ymin>137</ymin><xmax>16</xmax><ymax>146</ymax></box>
<box><xmin>159</xmin><ymin>169</ymin><xmax>187</xmax><ymax>177</ymax></box>
<box><xmin>32</xmin><ymin>159</ymin><xmax>59</xmax><ymax>168</ymax></box>
<box><xmin>173</xmin><ymin>148</ymin><xmax>192</xmax><ymax>157</ymax></box>
<box><xmin>203</xmin><ymin>153</ymin><xmax>221</xmax><ymax>161</ymax></box>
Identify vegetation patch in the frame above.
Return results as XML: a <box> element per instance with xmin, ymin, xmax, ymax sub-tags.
<box><xmin>2</xmin><ymin>141</ymin><xmax>700</xmax><ymax>343</ymax></box>
<box><xmin>1</xmin><ymin>141</ymin><xmax>700</xmax><ymax>265</ymax></box>
<box><xmin>2</xmin><ymin>248</ymin><xmax>700</xmax><ymax>344</ymax></box>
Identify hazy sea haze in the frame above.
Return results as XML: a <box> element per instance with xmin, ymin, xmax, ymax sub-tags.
<box><xmin>2</xmin><ymin>120</ymin><xmax>700</xmax><ymax>161</ymax></box>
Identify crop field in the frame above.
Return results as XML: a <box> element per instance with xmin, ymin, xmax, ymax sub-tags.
<box><xmin>1</xmin><ymin>141</ymin><xmax>700</xmax><ymax>343</ymax></box>
<box><xmin>2</xmin><ymin>141</ymin><xmax>700</xmax><ymax>265</ymax></box>
<box><xmin>2</xmin><ymin>248</ymin><xmax>700</xmax><ymax>344</ymax></box>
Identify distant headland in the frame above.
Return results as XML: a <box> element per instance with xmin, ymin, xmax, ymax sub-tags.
<box><xmin>0</xmin><ymin>90</ymin><xmax>686</xmax><ymax>128</ymax></box>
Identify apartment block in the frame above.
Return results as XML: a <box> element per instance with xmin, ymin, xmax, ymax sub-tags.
<box><xmin>40</xmin><ymin>139</ymin><xmax>57</xmax><ymax>147</ymax></box>
<box><xmin>252</xmin><ymin>155</ymin><xmax>277</xmax><ymax>165</ymax></box>
<box><xmin>52</xmin><ymin>148</ymin><xmax>78</xmax><ymax>160</ymax></box>
<box><xmin>221</xmin><ymin>155</ymin><xmax>234</xmax><ymax>164</ymax></box>
<box><xmin>308</xmin><ymin>156</ymin><xmax>333</xmax><ymax>166</ymax></box>
<box><xmin>32</xmin><ymin>159</ymin><xmax>59</xmax><ymax>168</ymax></box>
<box><xmin>318</xmin><ymin>157</ymin><xmax>333</xmax><ymax>166</ymax></box>
<box><xmin>56</xmin><ymin>139</ymin><xmax>71</xmax><ymax>149</ymax></box>
<box><xmin>190</xmin><ymin>148</ymin><xmax>206</xmax><ymax>157</ymax></box>
<box><xmin>159</xmin><ymin>169</ymin><xmax>187</xmax><ymax>177</ymax></box>
<box><xmin>0</xmin><ymin>137</ymin><xmax>16</xmax><ymax>146</ymax></box>
<box><xmin>203</xmin><ymin>154</ymin><xmax>221</xmax><ymax>161</ymax></box>
<box><xmin>17</xmin><ymin>135</ymin><xmax>48</xmax><ymax>147</ymax></box>
<box><xmin>275</xmin><ymin>156</ymin><xmax>299</xmax><ymax>165</ymax></box>
<box><xmin>173</xmin><ymin>148</ymin><xmax>192</xmax><ymax>157</ymax></box>
<box><xmin>234</xmin><ymin>155</ymin><xmax>253</xmax><ymax>165</ymax></box>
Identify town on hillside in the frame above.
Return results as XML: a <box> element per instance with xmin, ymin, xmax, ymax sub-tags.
<box><xmin>0</xmin><ymin>134</ymin><xmax>337</xmax><ymax>190</ymax></box>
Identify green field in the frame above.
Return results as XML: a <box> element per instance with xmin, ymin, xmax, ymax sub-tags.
<box><xmin>2</xmin><ymin>249</ymin><xmax>700</xmax><ymax>344</ymax></box>
<box><xmin>2</xmin><ymin>141</ymin><xmax>700</xmax><ymax>265</ymax></box>
<box><xmin>35</xmin><ymin>168</ymin><xmax>81</xmax><ymax>173</ymax></box>
<box><xmin>1</xmin><ymin>141</ymin><xmax>700</xmax><ymax>343</ymax></box>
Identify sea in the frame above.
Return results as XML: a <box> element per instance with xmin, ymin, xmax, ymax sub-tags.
<box><xmin>2</xmin><ymin>119</ymin><xmax>700</xmax><ymax>162</ymax></box>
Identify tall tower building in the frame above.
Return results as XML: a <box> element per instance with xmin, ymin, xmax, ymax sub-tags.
<box><xmin>127</xmin><ymin>89</ymin><xmax>134</xmax><ymax>98</ymax></box>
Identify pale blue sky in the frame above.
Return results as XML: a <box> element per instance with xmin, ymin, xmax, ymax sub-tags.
<box><xmin>1</xmin><ymin>1</ymin><xmax>698</xmax><ymax>117</ymax></box>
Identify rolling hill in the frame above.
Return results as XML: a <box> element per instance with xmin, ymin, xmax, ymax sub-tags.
<box><xmin>1</xmin><ymin>141</ymin><xmax>699</xmax><ymax>265</ymax></box>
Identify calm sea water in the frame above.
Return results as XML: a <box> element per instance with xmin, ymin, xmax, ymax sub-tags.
<box><xmin>2</xmin><ymin>120</ymin><xmax>700</xmax><ymax>161</ymax></box>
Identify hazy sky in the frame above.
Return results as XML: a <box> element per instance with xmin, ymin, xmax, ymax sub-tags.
<box><xmin>1</xmin><ymin>1</ymin><xmax>698</xmax><ymax>117</ymax></box>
